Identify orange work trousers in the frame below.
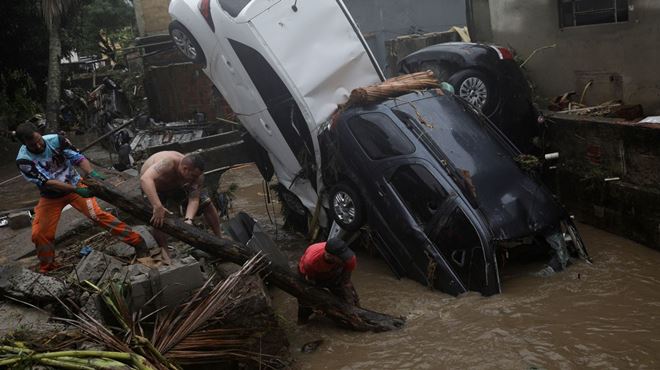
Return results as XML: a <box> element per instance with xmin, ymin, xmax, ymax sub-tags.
<box><xmin>32</xmin><ymin>191</ymin><xmax>144</xmax><ymax>270</ymax></box>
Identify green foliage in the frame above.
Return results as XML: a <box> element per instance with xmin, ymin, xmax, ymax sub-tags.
<box><xmin>68</xmin><ymin>0</ymin><xmax>136</xmax><ymax>57</ymax></box>
<box><xmin>0</xmin><ymin>1</ymin><xmax>77</xmax><ymax>130</ymax></box>
<box><xmin>0</xmin><ymin>71</ymin><xmax>42</xmax><ymax>130</ymax></box>
<box><xmin>0</xmin><ymin>1</ymin><xmax>136</xmax><ymax>130</ymax></box>
<box><xmin>0</xmin><ymin>2</ymin><xmax>51</xmax><ymax>99</ymax></box>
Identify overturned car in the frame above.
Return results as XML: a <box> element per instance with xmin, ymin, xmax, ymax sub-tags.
<box><xmin>321</xmin><ymin>89</ymin><xmax>589</xmax><ymax>296</ymax></box>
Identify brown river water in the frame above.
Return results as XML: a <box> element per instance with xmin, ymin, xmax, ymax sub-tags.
<box><xmin>280</xmin><ymin>224</ymin><xmax>660</xmax><ymax>369</ymax></box>
<box><xmin>224</xmin><ymin>165</ymin><xmax>660</xmax><ymax>369</ymax></box>
<box><xmin>2</xmin><ymin>155</ymin><xmax>659</xmax><ymax>369</ymax></box>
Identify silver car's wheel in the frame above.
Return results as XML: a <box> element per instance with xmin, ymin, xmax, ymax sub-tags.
<box><xmin>459</xmin><ymin>77</ymin><xmax>488</xmax><ymax>110</ymax></box>
<box><xmin>333</xmin><ymin>191</ymin><xmax>356</xmax><ymax>224</ymax></box>
<box><xmin>169</xmin><ymin>22</ymin><xmax>206</xmax><ymax>65</ymax></box>
<box><xmin>449</xmin><ymin>69</ymin><xmax>498</xmax><ymax>115</ymax></box>
<box><xmin>329</xmin><ymin>183</ymin><xmax>365</xmax><ymax>231</ymax></box>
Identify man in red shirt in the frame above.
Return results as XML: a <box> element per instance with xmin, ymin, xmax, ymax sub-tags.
<box><xmin>297</xmin><ymin>238</ymin><xmax>359</xmax><ymax>324</ymax></box>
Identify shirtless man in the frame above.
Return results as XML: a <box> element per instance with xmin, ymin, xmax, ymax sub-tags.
<box><xmin>140</xmin><ymin>151</ymin><xmax>222</xmax><ymax>262</ymax></box>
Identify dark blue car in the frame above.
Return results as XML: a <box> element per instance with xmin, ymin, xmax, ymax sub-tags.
<box><xmin>320</xmin><ymin>89</ymin><xmax>589</xmax><ymax>296</ymax></box>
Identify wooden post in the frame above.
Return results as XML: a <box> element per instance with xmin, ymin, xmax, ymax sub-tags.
<box><xmin>84</xmin><ymin>178</ymin><xmax>405</xmax><ymax>332</ymax></box>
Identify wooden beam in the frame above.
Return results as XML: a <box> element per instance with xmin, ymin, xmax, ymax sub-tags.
<box><xmin>84</xmin><ymin>177</ymin><xmax>405</xmax><ymax>332</ymax></box>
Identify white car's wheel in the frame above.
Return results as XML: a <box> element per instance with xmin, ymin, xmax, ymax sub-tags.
<box><xmin>169</xmin><ymin>22</ymin><xmax>206</xmax><ymax>65</ymax></box>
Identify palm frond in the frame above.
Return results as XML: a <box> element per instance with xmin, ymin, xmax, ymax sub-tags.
<box><xmin>154</xmin><ymin>253</ymin><xmax>268</xmax><ymax>353</ymax></box>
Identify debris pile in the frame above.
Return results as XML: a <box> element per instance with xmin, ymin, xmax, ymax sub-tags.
<box><xmin>548</xmin><ymin>92</ymin><xmax>644</xmax><ymax>121</ymax></box>
<box><xmin>0</xmin><ymin>254</ymin><xmax>290</xmax><ymax>369</ymax></box>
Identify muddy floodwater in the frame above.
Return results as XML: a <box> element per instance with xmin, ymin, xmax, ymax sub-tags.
<box><xmin>224</xmin><ymin>167</ymin><xmax>660</xmax><ymax>369</ymax></box>
<box><xmin>275</xmin><ymin>223</ymin><xmax>660</xmax><ymax>369</ymax></box>
<box><xmin>2</xmin><ymin>159</ymin><xmax>659</xmax><ymax>369</ymax></box>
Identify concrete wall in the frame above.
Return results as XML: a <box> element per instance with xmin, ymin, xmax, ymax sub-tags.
<box><xmin>465</xmin><ymin>0</ymin><xmax>492</xmax><ymax>42</ymax></box>
<box><xmin>142</xmin><ymin>49</ymin><xmax>231</xmax><ymax>122</ymax></box>
<box><xmin>546</xmin><ymin>114</ymin><xmax>660</xmax><ymax>250</ymax></box>
<box><xmin>343</xmin><ymin>0</ymin><xmax>467</xmax><ymax>76</ymax></box>
<box><xmin>478</xmin><ymin>0</ymin><xmax>660</xmax><ymax>114</ymax></box>
<box><xmin>133</xmin><ymin>0</ymin><xmax>171</xmax><ymax>36</ymax></box>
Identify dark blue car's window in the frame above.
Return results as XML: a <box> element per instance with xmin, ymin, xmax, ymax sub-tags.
<box><xmin>427</xmin><ymin>206</ymin><xmax>482</xmax><ymax>282</ymax></box>
<box><xmin>347</xmin><ymin>113</ymin><xmax>414</xmax><ymax>160</ymax></box>
<box><xmin>390</xmin><ymin>164</ymin><xmax>448</xmax><ymax>228</ymax></box>
<box><xmin>217</xmin><ymin>0</ymin><xmax>250</xmax><ymax>17</ymax></box>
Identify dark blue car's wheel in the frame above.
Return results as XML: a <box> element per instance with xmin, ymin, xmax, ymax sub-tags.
<box><xmin>449</xmin><ymin>69</ymin><xmax>498</xmax><ymax>115</ymax></box>
<box><xmin>329</xmin><ymin>183</ymin><xmax>365</xmax><ymax>232</ymax></box>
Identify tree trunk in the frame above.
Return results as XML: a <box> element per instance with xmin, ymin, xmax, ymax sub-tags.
<box><xmin>45</xmin><ymin>14</ymin><xmax>62</xmax><ymax>130</ymax></box>
<box><xmin>84</xmin><ymin>177</ymin><xmax>405</xmax><ymax>332</ymax></box>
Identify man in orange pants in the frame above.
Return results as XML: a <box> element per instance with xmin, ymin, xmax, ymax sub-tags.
<box><xmin>15</xmin><ymin>122</ymin><xmax>147</xmax><ymax>273</ymax></box>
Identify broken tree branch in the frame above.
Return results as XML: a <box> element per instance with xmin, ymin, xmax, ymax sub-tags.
<box><xmin>84</xmin><ymin>177</ymin><xmax>405</xmax><ymax>332</ymax></box>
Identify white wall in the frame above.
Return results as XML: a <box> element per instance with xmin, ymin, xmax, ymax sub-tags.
<box><xmin>486</xmin><ymin>0</ymin><xmax>660</xmax><ymax>113</ymax></box>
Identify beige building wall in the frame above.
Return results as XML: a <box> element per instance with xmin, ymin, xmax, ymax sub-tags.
<box><xmin>474</xmin><ymin>0</ymin><xmax>660</xmax><ymax>114</ymax></box>
<box><xmin>134</xmin><ymin>0</ymin><xmax>171</xmax><ymax>36</ymax></box>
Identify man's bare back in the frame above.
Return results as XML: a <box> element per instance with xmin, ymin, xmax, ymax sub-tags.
<box><xmin>140</xmin><ymin>151</ymin><xmax>187</xmax><ymax>193</ymax></box>
<box><xmin>139</xmin><ymin>151</ymin><xmax>212</xmax><ymax>265</ymax></box>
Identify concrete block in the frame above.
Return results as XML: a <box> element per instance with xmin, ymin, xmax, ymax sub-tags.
<box><xmin>132</xmin><ymin>225</ymin><xmax>158</xmax><ymax>250</ymax></box>
<box><xmin>129</xmin><ymin>257</ymin><xmax>204</xmax><ymax>314</ymax></box>
<box><xmin>122</xmin><ymin>168</ymin><xmax>139</xmax><ymax>177</ymax></box>
<box><xmin>105</xmin><ymin>242</ymin><xmax>136</xmax><ymax>258</ymax></box>
<box><xmin>215</xmin><ymin>262</ymin><xmax>241</xmax><ymax>279</ymax></box>
<box><xmin>0</xmin><ymin>301</ymin><xmax>66</xmax><ymax>338</ymax></box>
<box><xmin>80</xmin><ymin>293</ymin><xmax>104</xmax><ymax>324</ymax></box>
<box><xmin>0</xmin><ymin>265</ymin><xmax>67</xmax><ymax>303</ymax></box>
<box><xmin>8</xmin><ymin>212</ymin><xmax>31</xmax><ymax>230</ymax></box>
<box><xmin>73</xmin><ymin>250</ymin><xmax>123</xmax><ymax>285</ymax></box>
<box><xmin>122</xmin><ymin>263</ymin><xmax>151</xmax><ymax>280</ymax></box>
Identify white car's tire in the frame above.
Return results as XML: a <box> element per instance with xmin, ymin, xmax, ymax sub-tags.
<box><xmin>169</xmin><ymin>21</ymin><xmax>206</xmax><ymax>65</ymax></box>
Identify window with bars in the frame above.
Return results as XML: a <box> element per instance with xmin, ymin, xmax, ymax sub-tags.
<box><xmin>559</xmin><ymin>0</ymin><xmax>629</xmax><ymax>27</ymax></box>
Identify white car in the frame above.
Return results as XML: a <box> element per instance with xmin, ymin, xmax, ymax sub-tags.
<box><xmin>168</xmin><ymin>0</ymin><xmax>383</xmax><ymax>224</ymax></box>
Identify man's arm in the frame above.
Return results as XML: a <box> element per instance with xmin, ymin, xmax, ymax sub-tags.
<box><xmin>76</xmin><ymin>157</ymin><xmax>93</xmax><ymax>176</ymax></box>
<box><xmin>59</xmin><ymin>135</ymin><xmax>103</xmax><ymax>181</ymax></box>
<box><xmin>140</xmin><ymin>159</ymin><xmax>173</xmax><ymax>227</ymax></box>
<box><xmin>183</xmin><ymin>176</ymin><xmax>203</xmax><ymax>224</ymax></box>
<box><xmin>338</xmin><ymin>270</ymin><xmax>360</xmax><ymax>306</ymax></box>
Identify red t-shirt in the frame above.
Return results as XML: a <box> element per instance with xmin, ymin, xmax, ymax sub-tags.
<box><xmin>298</xmin><ymin>242</ymin><xmax>357</xmax><ymax>282</ymax></box>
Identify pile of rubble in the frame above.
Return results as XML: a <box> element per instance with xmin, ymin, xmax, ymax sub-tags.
<box><xmin>0</xmin><ymin>218</ymin><xmax>291</xmax><ymax>369</ymax></box>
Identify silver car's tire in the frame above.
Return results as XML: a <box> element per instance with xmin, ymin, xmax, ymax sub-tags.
<box><xmin>449</xmin><ymin>69</ymin><xmax>498</xmax><ymax>115</ymax></box>
<box><xmin>329</xmin><ymin>183</ymin><xmax>365</xmax><ymax>231</ymax></box>
<box><xmin>169</xmin><ymin>22</ymin><xmax>206</xmax><ymax>65</ymax></box>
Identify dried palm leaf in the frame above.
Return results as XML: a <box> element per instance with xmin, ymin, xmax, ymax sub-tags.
<box><xmin>153</xmin><ymin>253</ymin><xmax>268</xmax><ymax>354</ymax></box>
<box><xmin>343</xmin><ymin>71</ymin><xmax>440</xmax><ymax>108</ymax></box>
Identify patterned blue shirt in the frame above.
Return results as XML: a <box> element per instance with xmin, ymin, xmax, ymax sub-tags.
<box><xmin>16</xmin><ymin>134</ymin><xmax>86</xmax><ymax>198</ymax></box>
